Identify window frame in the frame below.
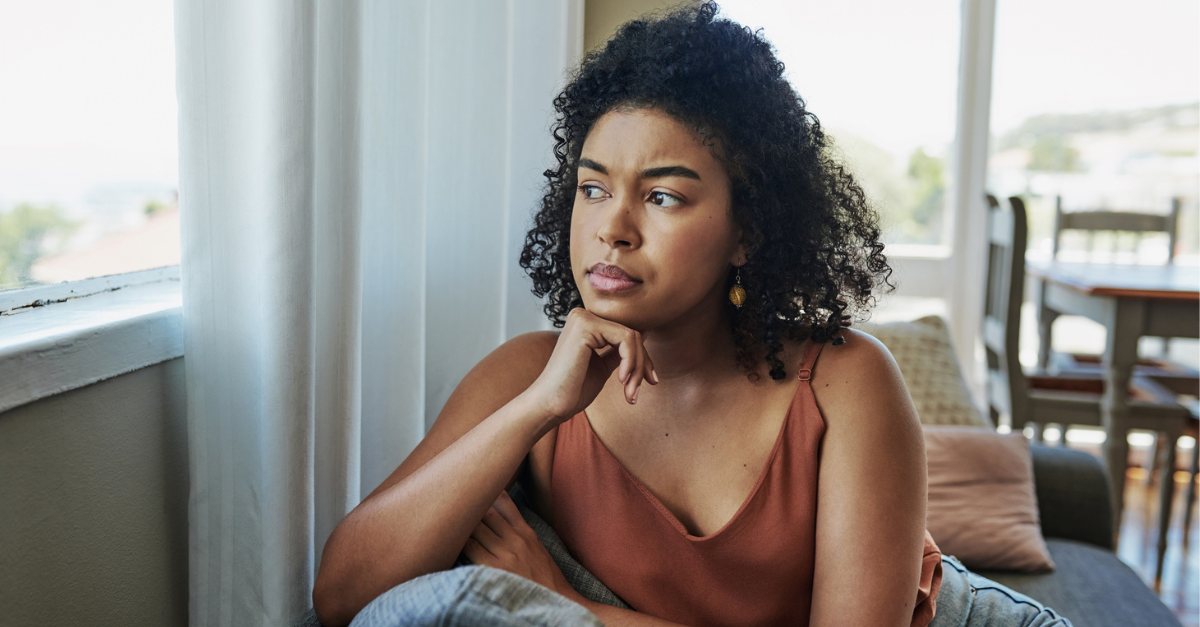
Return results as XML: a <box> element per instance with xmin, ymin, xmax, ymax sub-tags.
<box><xmin>0</xmin><ymin>266</ymin><xmax>179</xmax><ymax>314</ymax></box>
<box><xmin>0</xmin><ymin>266</ymin><xmax>182</xmax><ymax>413</ymax></box>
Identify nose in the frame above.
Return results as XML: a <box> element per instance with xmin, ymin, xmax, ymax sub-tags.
<box><xmin>596</xmin><ymin>192</ymin><xmax>641</xmax><ymax>250</ymax></box>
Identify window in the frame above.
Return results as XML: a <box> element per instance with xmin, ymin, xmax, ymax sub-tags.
<box><xmin>984</xmin><ymin>0</ymin><xmax>1200</xmax><ymax>376</ymax></box>
<box><xmin>0</xmin><ymin>0</ymin><xmax>179</xmax><ymax>291</ymax></box>
<box><xmin>988</xmin><ymin>0</ymin><xmax>1199</xmax><ymax>265</ymax></box>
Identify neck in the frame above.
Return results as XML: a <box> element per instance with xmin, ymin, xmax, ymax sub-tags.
<box><xmin>641</xmin><ymin>288</ymin><xmax>740</xmax><ymax>385</ymax></box>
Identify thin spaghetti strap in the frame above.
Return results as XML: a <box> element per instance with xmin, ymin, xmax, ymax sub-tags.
<box><xmin>796</xmin><ymin>338</ymin><xmax>826</xmax><ymax>381</ymax></box>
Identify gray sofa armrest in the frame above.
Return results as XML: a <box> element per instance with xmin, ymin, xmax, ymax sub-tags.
<box><xmin>1030</xmin><ymin>443</ymin><xmax>1114</xmax><ymax>550</ymax></box>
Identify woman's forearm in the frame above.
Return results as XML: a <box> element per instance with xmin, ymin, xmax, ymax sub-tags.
<box><xmin>313</xmin><ymin>392</ymin><xmax>554</xmax><ymax>627</ymax></box>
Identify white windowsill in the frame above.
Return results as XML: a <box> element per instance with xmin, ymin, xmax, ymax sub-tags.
<box><xmin>0</xmin><ymin>269</ymin><xmax>183</xmax><ymax>414</ymax></box>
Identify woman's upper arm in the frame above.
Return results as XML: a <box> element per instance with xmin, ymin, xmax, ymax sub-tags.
<box><xmin>808</xmin><ymin>329</ymin><xmax>927</xmax><ymax>627</ymax></box>
<box><xmin>362</xmin><ymin>330</ymin><xmax>559</xmax><ymax>503</ymax></box>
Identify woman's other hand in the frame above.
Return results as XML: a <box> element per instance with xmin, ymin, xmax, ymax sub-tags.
<box><xmin>462</xmin><ymin>490</ymin><xmax>587</xmax><ymax>604</ymax></box>
<box><xmin>523</xmin><ymin>308</ymin><xmax>658</xmax><ymax>424</ymax></box>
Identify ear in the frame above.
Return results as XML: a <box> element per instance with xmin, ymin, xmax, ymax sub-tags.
<box><xmin>730</xmin><ymin>231</ymin><xmax>747</xmax><ymax>267</ymax></box>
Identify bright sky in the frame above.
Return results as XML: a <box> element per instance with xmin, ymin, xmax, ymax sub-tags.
<box><xmin>0</xmin><ymin>0</ymin><xmax>177</xmax><ymax>207</ymax></box>
<box><xmin>720</xmin><ymin>0</ymin><xmax>1199</xmax><ymax>155</ymax></box>
<box><xmin>989</xmin><ymin>0</ymin><xmax>1199</xmax><ymax>132</ymax></box>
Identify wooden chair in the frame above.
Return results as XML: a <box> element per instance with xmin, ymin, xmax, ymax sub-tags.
<box><xmin>984</xmin><ymin>194</ymin><xmax>1105</xmax><ymax>433</ymax></box>
<box><xmin>1036</xmin><ymin>196</ymin><xmax>1197</xmax><ymax>396</ymax></box>
<box><xmin>1050</xmin><ymin>195</ymin><xmax>1179</xmax><ymax>264</ymax></box>
<box><xmin>983</xmin><ymin>194</ymin><xmax>1192</xmax><ymax>585</ymax></box>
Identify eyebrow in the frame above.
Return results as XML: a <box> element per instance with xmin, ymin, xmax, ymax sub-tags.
<box><xmin>578</xmin><ymin>158</ymin><xmax>701</xmax><ymax>181</ymax></box>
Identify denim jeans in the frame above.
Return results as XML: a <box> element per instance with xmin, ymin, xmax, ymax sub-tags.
<box><xmin>928</xmin><ymin>555</ymin><xmax>1073</xmax><ymax>627</ymax></box>
<box><xmin>349</xmin><ymin>565</ymin><xmax>603</xmax><ymax>627</ymax></box>
<box><xmin>349</xmin><ymin>556</ymin><xmax>1073</xmax><ymax>627</ymax></box>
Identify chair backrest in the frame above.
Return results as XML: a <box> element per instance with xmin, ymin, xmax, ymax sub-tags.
<box><xmin>1052</xmin><ymin>196</ymin><xmax>1179</xmax><ymax>263</ymax></box>
<box><xmin>983</xmin><ymin>194</ymin><xmax>1029</xmax><ymax>429</ymax></box>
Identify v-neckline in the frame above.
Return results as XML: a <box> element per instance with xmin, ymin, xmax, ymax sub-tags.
<box><xmin>579</xmin><ymin>371</ymin><xmax>808</xmax><ymax>543</ymax></box>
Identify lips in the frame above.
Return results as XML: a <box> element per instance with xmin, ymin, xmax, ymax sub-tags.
<box><xmin>587</xmin><ymin>263</ymin><xmax>642</xmax><ymax>293</ymax></box>
<box><xmin>588</xmin><ymin>263</ymin><xmax>640</xmax><ymax>282</ymax></box>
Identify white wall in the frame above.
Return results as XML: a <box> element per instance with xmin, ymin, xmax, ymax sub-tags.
<box><xmin>0</xmin><ymin>359</ymin><xmax>188</xmax><ymax>627</ymax></box>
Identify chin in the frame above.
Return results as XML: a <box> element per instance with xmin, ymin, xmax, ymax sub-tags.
<box><xmin>579</xmin><ymin>296</ymin><xmax>652</xmax><ymax>330</ymax></box>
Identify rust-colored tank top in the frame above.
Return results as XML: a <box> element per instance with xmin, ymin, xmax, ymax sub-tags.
<box><xmin>551</xmin><ymin>339</ymin><xmax>942</xmax><ymax>626</ymax></box>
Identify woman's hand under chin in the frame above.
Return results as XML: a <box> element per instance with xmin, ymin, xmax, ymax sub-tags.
<box><xmin>462</xmin><ymin>490</ymin><xmax>587</xmax><ymax>605</ymax></box>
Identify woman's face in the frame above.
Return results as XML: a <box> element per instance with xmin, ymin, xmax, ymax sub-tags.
<box><xmin>570</xmin><ymin>107</ymin><xmax>744</xmax><ymax>331</ymax></box>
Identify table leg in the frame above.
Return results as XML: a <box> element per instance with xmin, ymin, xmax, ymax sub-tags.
<box><xmin>1184</xmin><ymin>441</ymin><xmax>1198</xmax><ymax>544</ymax></box>
<box><xmin>1156</xmin><ymin>434</ymin><xmax>1178</xmax><ymax>587</ymax></box>
<box><xmin>1101</xmin><ymin>299</ymin><xmax>1146</xmax><ymax>541</ymax></box>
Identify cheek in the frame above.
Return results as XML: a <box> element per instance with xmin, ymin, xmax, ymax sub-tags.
<box><xmin>568</xmin><ymin>203</ymin><xmax>586</xmax><ymax>273</ymax></box>
<box><xmin>675</xmin><ymin>209</ymin><xmax>736</xmax><ymax>257</ymax></box>
<box><xmin>654</xmin><ymin>218</ymin><xmax>735</xmax><ymax>286</ymax></box>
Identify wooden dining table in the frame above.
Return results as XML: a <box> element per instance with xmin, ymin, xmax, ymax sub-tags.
<box><xmin>1027</xmin><ymin>260</ymin><xmax>1199</xmax><ymax>530</ymax></box>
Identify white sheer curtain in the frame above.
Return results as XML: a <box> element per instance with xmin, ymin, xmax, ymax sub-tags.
<box><xmin>174</xmin><ymin>1</ymin><xmax>581</xmax><ymax>624</ymax></box>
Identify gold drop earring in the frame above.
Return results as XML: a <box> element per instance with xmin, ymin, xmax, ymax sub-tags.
<box><xmin>728</xmin><ymin>267</ymin><xmax>746</xmax><ymax>308</ymax></box>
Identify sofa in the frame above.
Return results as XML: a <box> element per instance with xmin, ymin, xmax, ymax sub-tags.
<box><xmin>971</xmin><ymin>444</ymin><xmax>1181</xmax><ymax>627</ymax></box>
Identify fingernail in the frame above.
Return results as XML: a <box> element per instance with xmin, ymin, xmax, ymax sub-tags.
<box><xmin>651</xmin><ymin>368</ymin><xmax>659</xmax><ymax>384</ymax></box>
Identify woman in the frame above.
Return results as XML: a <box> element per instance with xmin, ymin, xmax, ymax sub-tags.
<box><xmin>314</xmin><ymin>4</ymin><xmax>1071</xmax><ymax>626</ymax></box>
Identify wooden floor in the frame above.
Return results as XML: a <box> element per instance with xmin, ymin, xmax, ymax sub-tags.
<box><xmin>1117</xmin><ymin>465</ymin><xmax>1199</xmax><ymax>627</ymax></box>
<box><xmin>1065</xmin><ymin>441</ymin><xmax>1199</xmax><ymax>626</ymax></box>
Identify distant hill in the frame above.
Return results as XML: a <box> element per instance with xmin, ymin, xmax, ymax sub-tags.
<box><xmin>998</xmin><ymin>102</ymin><xmax>1200</xmax><ymax>152</ymax></box>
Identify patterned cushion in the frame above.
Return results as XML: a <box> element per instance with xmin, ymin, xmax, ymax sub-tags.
<box><xmin>859</xmin><ymin>315</ymin><xmax>991</xmax><ymax>427</ymax></box>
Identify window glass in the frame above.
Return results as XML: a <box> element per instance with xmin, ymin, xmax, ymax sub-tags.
<box><xmin>719</xmin><ymin>0</ymin><xmax>962</xmax><ymax>247</ymax></box>
<box><xmin>988</xmin><ymin>0</ymin><xmax>1199</xmax><ymax>264</ymax></box>
<box><xmin>989</xmin><ymin>0</ymin><xmax>1200</xmax><ymax>374</ymax></box>
<box><xmin>0</xmin><ymin>0</ymin><xmax>178</xmax><ymax>291</ymax></box>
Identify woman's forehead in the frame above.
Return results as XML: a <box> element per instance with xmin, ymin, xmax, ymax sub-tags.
<box><xmin>580</xmin><ymin>108</ymin><xmax>723</xmax><ymax>175</ymax></box>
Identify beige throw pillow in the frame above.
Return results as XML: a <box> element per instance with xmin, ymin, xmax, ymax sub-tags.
<box><xmin>924</xmin><ymin>425</ymin><xmax>1055</xmax><ymax>572</ymax></box>
<box><xmin>861</xmin><ymin>315</ymin><xmax>991</xmax><ymax>427</ymax></box>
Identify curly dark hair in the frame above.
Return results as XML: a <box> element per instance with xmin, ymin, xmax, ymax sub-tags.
<box><xmin>519</xmin><ymin>1</ymin><xmax>894</xmax><ymax>381</ymax></box>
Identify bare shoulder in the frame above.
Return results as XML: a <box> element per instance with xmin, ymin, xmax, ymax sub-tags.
<box><xmin>430</xmin><ymin>330</ymin><xmax>559</xmax><ymax>439</ymax></box>
<box><xmin>812</xmin><ymin>328</ymin><xmax>899</xmax><ymax>384</ymax></box>
<box><xmin>811</xmin><ymin>327</ymin><xmax>918</xmax><ymax>434</ymax></box>
<box><xmin>463</xmin><ymin>331</ymin><xmax>559</xmax><ymax>398</ymax></box>
<box><xmin>363</xmin><ymin>331</ymin><xmax>560</xmax><ymax>501</ymax></box>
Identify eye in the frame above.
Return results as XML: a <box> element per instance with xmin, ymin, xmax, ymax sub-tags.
<box><xmin>648</xmin><ymin>190</ymin><xmax>682</xmax><ymax>208</ymax></box>
<box><xmin>578</xmin><ymin>184</ymin><xmax>606</xmax><ymax>199</ymax></box>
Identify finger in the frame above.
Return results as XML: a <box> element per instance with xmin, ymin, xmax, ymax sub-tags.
<box><xmin>492</xmin><ymin>491</ymin><xmax>520</xmax><ymax>523</ymax></box>
<box><xmin>471</xmin><ymin>519</ymin><xmax>505</xmax><ymax>554</ymax></box>
<box><xmin>589</xmin><ymin>319</ymin><xmax>641</xmax><ymax>398</ymax></box>
<box><xmin>617</xmin><ymin>331</ymin><xmax>635</xmax><ymax>386</ymax></box>
<box><xmin>617</xmin><ymin>329</ymin><xmax>640</xmax><ymax>402</ymax></box>
<box><xmin>644</xmin><ymin>345</ymin><xmax>659</xmax><ymax>385</ymax></box>
<box><xmin>590</xmin><ymin>321</ymin><xmax>635</xmax><ymax>386</ymax></box>
<box><xmin>463</xmin><ymin>536</ymin><xmax>493</xmax><ymax>563</ymax></box>
<box><xmin>492</xmin><ymin>492</ymin><xmax>531</xmax><ymax>534</ymax></box>
<box><xmin>627</xmin><ymin>332</ymin><xmax>645</xmax><ymax>403</ymax></box>
<box><xmin>480</xmin><ymin>507</ymin><xmax>512</xmax><ymax>540</ymax></box>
